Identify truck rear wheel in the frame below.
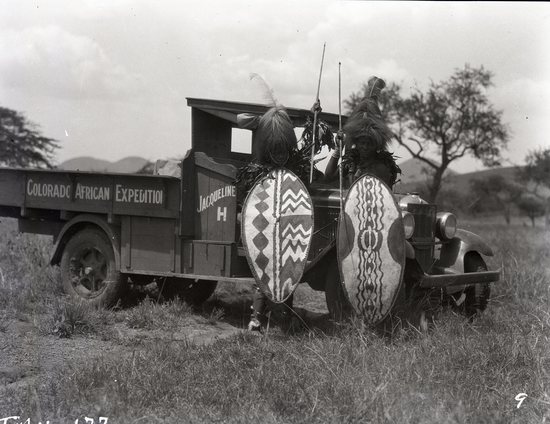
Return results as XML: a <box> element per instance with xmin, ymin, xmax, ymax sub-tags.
<box><xmin>324</xmin><ymin>255</ymin><xmax>354</xmax><ymax>321</ymax></box>
<box><xmin>157</xmin><ymin>278</ymin><xmax>217</xmax><ymax>306</ymax></box>
<box><xmin>60</xmin><ymin>228</ymin><xmax>124</xmax><ymax>307</ymax></box>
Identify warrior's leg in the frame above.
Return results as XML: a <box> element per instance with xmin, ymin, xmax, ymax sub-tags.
<box><xmin>248</xmin><ymin>285</ymin><xmax>267</xmax><ymax>331</ymax></box>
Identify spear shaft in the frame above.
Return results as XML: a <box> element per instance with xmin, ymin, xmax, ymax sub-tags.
<box><xmin>309</xmin><ymin>42</ymin><xmax>326</xmax><ymax>184</ymax></box>
<box><xmin>338</xmin><ymin>62</ymin><xmax>343</xmax><ymax>212</ymax></box>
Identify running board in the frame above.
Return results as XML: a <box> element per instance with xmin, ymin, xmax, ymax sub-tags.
<box><xmin>419</xmin><ymin>270</ymin><xmax>500</xmax><ymax>288</ymax></box>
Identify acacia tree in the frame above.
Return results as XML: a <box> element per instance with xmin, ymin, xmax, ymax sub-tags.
<box><xmin>519</xmin><ymin>147</ymin><xmax>550</xmax><ymax>225</ymax></box>
<box><xmin>0</xmin><ymin>107</ymin><xmax>58</xmax><ymax>168</ymax></box>
<box><xmin>517</xmin><ymin>196</ymin><xmax>545</xmax><ymax>227</ymax></box>
<box><xmin>522</xmin><ymin>148</ymin><xmax>550</xmax><ymax>191</ymax></box>
<box><xmin>346</xmin><ymin>65</ymin><xmax>509</xmax><ymax>202</ymax></box>
<box><xmin>470</xmin><ymin>175</ymin><xmax>522</xmax><ymax>224</ymax></box>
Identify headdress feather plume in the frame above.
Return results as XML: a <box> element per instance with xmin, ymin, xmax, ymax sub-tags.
<box><xmin>250</xmin><ymin>73</ymin><xmax>279</xmax><ymax>107</ymax></box>
<box><xmin>367</xmin><ymin>76</ymin><xmax>386</xmax><ymax>99</ymax></box>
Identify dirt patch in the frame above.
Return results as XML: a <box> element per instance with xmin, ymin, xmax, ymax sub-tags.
<box><xmin>111</xmin><ymin>320</ymin><xmax>246</xmax><ymax>345</ymax></box>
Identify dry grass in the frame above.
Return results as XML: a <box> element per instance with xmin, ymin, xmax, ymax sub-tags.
<box><xmin>0</xmin><ymin>221</ymin><xmax>62</xmax><ymax>318</ymax></box>
<box><xmin>0</xmin><ymin>218</ymin><xmax>549</xmax><ymax>423</ymax></box>
<box><xmin>124</xmin><ymin>296</ymin><xmax>201</xmax><ymax>330</ymax></box>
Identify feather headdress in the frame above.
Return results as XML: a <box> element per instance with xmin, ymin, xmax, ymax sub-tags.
<box><xmin>249</xmin><ymin>73</ymin><xmax>297</xmax><ymax>167</ymax></box>
<box><xmin>343</xmin><ymin>76</ymin><xmax>393</xmax><ymax>154</ymax></box>
<box><xmin>256</xmin><ymin>105</ymin><xmax>297</xmax><ymax>166</ymax></box>
<box><xmin>342</xmin><ymin>76</ymin><xmax>400</xmax><ymax>186</ymax></box>
<box><xmin>235</xmin><ymin>74</ymin><xmax>320</xmax><ymax>197</ymax></box>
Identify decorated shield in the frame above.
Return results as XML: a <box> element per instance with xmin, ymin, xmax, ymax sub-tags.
<box><xmin>242</xmin><ymin>169</ymin><xmax>314</xmax><ymax>303</ymax></box>
<box><xmin>337</xmin><ymin>174</ymin><xmax>405</xmax><ymax>324</ymax></box>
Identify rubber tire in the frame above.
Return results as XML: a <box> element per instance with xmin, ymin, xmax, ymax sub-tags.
<box><xmin>454</xmin><ymin>255</ymin><xmax>491</xmax><ymax>318</ymax></box>
<box><xmin>60</xmin><ymin>228</ymin><xmax>124</xmax><ymax>308</ymax></box>
<box><xmin>324</xmin><ymin>254</ymin><xmax>354</xmax><ymax>321</ymax></box>
<box><xmin>157</xmin><ymin>278</ymin><xmax>217</xmax><ymax>306</ymax></box>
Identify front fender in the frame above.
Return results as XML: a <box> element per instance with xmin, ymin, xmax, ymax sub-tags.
<box><xmin>50</xmin><ymin>214</ymin><xmax>121</xmax><ymax>270</ymax></box>
<box><xmin>436</xmin><ymin>229</ymin><xmax>493</xmax><ymax>273</ymax></box>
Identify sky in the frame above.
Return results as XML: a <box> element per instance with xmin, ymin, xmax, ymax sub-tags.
<box><xmin>1</xmin><ymin>1</ymin><xmax>549</xmax><ymax>173</ymax></box>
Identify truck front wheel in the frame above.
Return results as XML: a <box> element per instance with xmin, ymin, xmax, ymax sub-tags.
<box><xmin>451</xmin><ymin>254</ymin><xmax>491</xmax><ymax>318</ymax></box>
<box><xmin>60</xmin><ymin>228</ymin><xmax>124</xmax><ymax>307</ymax></box>
<box><xmin>463</xmin><ymin>255</ymin><xmax>491</xmax><ymax>317</ymax></box>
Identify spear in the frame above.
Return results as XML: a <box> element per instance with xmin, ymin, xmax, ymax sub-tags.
<box><xmin>309</xmin><ymin>42</ymin><xmax>326</xmax><ymax>184</ymax></box>
<box><xmin>338</xmin><ymin>61</ymin><xmax>344</xmax><ymax>212</ymax></box>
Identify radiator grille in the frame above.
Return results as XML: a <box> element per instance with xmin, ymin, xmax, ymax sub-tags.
<box><xmin>407</xmin><ymin>203</ymin><xmax>437</xmax><ymax>272</ymax></box>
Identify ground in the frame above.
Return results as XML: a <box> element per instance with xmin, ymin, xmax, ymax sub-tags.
<box><xmin>0</xmin><ymin>217</ymin><xmax>549</xmax><ymax>423</ymax></box>
<box><xmin>0</xmin><ymin>275</ymin><xmax>333</xmax><ymax>404</ymax></box>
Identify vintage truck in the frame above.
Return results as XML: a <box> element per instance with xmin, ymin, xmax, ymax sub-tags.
<box><xmin>0</xmin><ymin>98</ymin><xmax>499</xmax><ymax>322</ymax></box>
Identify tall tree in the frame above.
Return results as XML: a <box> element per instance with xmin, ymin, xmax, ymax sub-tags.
<box><xmin>346</xmin><ymin>65</ymin><xmax>509</xmax><ymax>202</ymax></box>
<box><xmin>519</xmin><ymin>147</ymin><xmax>550</xmax><ymax>225</ymax></box>
<box><xmin>0</xmin><ymin>107</ymin><xmax>59</xmax><ymax>168</ymax></box>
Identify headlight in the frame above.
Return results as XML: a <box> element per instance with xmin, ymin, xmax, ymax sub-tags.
<box><xmin>436</xmin><ymin>212</ymin><xmax>457</xmax><ymax>240</ymax></box>
<box><xmin>402</xmin><ymin>211</ymin><xmax>415</xmax><ymax>239</ymax></box>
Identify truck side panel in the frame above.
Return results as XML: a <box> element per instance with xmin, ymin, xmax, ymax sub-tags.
<box><xmin>0</xmin><ymin>169</ymin><xmax>25</xmax><ymax>206</ymax></box>
<box><xmin>20</xmin><ymin>169</ymin><xmax>180</xmax><ymax>218</ymax></box>
<box><xmin>121</xmin><ymin>216</ymin><xmax>178</xmax><ymax>273</ymax></box>
<box><xmin>193</xmin><ymin>152</ymin><xmax>237</xmax><ymax>243</ymax></box>
<box><xmin>180</xmin><ymin>152</ymin><xmax>240</xmax><ymax>278</ymax></box>
<box><xmin>112</xmin><ymin>177</ymin><xmax>178</xmax><ymax>218</ymax></box>
<box><xmin>180</xmin><ymin>150</ymin><xmax>239</xmax><ymax>241</ymax></box>
<box><xmin>182</xmin><ymin>241</ymin><xmax>231</xmax><ymax>276</ymax></box>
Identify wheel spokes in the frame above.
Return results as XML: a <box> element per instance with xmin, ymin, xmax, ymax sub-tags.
<box><xmin>70</xmin><ymin>247</ymin><xmax>108</xmax><ymax>296</ymax></box>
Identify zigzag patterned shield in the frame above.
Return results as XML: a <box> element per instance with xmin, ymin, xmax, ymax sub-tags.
<box><xmin>337</xmin><ymin>174</ymin><xmax>405</xmax><ymax>324</ymax></box>
<box><xmin>242</xmin><ymin>169</ymin><xmax>314</xmax><ymax>303</ymax></box>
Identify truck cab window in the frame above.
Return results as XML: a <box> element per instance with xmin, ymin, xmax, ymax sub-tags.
<box><xmin>231</xmin><ymin>128</ymin><xmax>252</xmax><ymax>154</ymax></box>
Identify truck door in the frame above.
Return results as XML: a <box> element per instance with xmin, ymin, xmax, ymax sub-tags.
<box><xmin>180</xmin><ymin>151</ymin><xmax>238</xmax><ymax>276</ymax></box>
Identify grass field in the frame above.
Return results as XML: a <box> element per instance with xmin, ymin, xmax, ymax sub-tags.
<box><xmin>0</xmin><ymin>217</ymin><xmax>549</xmax><ymax>423</ymax></box>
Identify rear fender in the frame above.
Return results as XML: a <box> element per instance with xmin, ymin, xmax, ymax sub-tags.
<box><xmin>437</xmin><ymin>229</ymin><xmax>493</xmax><ymax>274</ymax></box>
<box><xmin>50</xmin><ymin>214</ymin><xmax>121</xmax><ymax>270</ymax></box>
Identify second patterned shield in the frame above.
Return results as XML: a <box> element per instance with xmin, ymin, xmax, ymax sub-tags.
<box><xmin>337</xmin><ymin>174</ymin><xmax>406</xmax><ymax>324</ymax></box>
<box><xmin>242</xmin><ymin>169</ymin><xmax>314</xmax><ymax>303</ymax></box>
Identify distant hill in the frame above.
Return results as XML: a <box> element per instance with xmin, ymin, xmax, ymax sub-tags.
<box><xmin>58</xmin><ymin>156</ymin><xmax>148</xmax><ymax>173</ymax></box>
<box><xmin>105</xmin><ymin>157</ymin><xmax>149</xmax><ymax>173</ymax></box>
<box><xmin>58</xmin><ymin>156</ymin><xmax>112</xmax><ymax>172</ymax></box>
<box><xmin>446</xmin><ymin>166</ymin><xmax>550</xmax><ymax>197</ymax></box>
<box><xmin>444</xmin><ymin>166</ymin><xmax>518</xmax><ymax>193</ymax></box>
<box><xmin>397</xmin><ymin>158</ymin><xmax>458</xmax><ymax>184</ymax></box>
<box><xmin>395</xmin><ymin>164</ymin><xmax>550</xmax><ymax>198</ymax></box>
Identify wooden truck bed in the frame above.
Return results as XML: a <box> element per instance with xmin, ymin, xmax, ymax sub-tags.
<box><xmin>0</xmin><ymin>167</ymin><xmax>181</xmax><ymax>220</ymax></box>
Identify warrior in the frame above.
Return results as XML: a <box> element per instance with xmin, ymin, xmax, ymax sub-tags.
<box><xmin>235</xmin><ymin>73</ymin><xmax>333</xmax><ymax>331</ymax></box>
<box><xmin>235</xmin><ymin>104</ymin><xmax>299</xmax><ymax>331</ymax></box>
<box><xmin>325</xmin><ymin>76</ymin><xmax>400</xmax><ymax>187</ymax></box>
